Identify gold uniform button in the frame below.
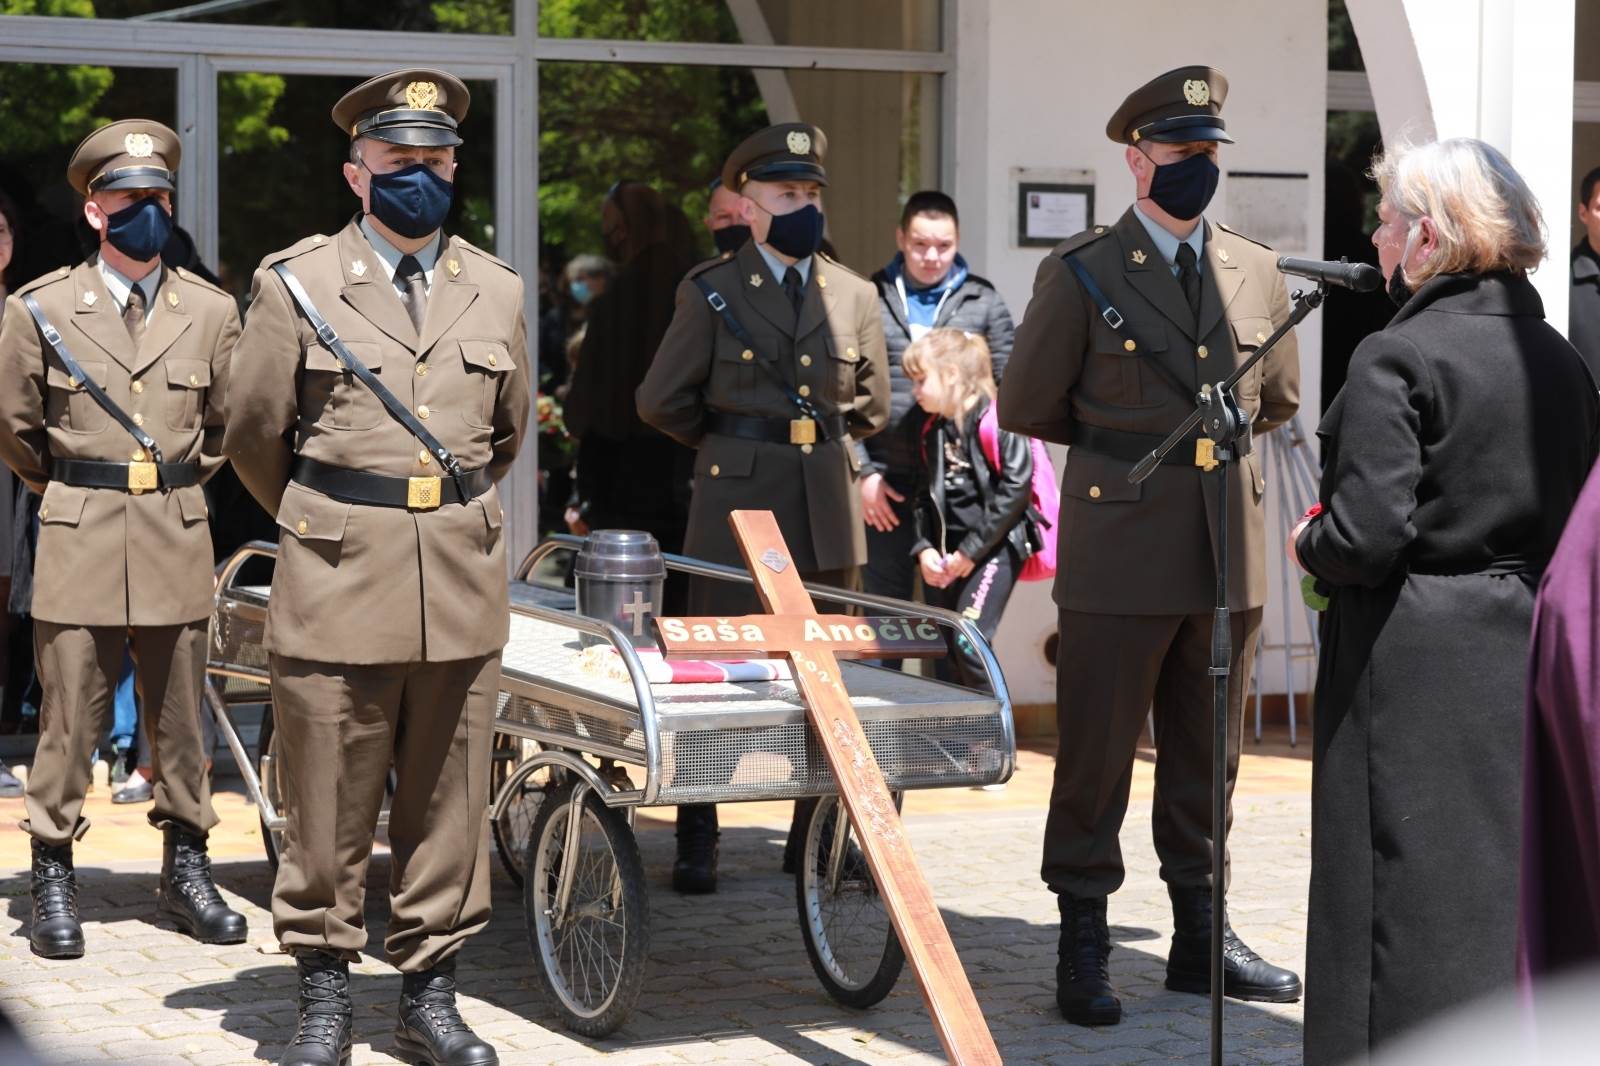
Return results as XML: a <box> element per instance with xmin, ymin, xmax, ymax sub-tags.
<box><xmin>39</xmin><ymin>506</ymin><xmax>48</xmax><ymax>520</ymax></box>
<box><xmin>1257</xmin><ymin>331</ymin><xmax>1267</xmax><ymax>343</ymax></box>
<box><xmin>801</xmin><ymin>443</ymin><xmax>813</xmax><ymax>455</ymax></box>
<box><xmin>710</xmin><ymin>464</ymin><xmax>721</xmax><ymax>477</ymax></box>
<box><xmin>800</xmin><ymin>354</ymin><xmax>812</xmax><ymax>367</ymax></box>
<box><xmin>189</xmin><ymin>374</ymin><xmax>199</xmax><ymax>387</ymax></box>
<box><xmin>131</xmin><ymin>380</ymin><xmax>145</xmax><ymax>394</ymax></box>
<box><xmin>1197</xmin><ymin>345</ymin><xmax>1209</xmax><ymax>359</ymax></box>
<box><xmin>416</xmin><ymin>363</ymin><xmax>429</xmax><ymax>376</ymax></box>
<box><xmin>1123</xmin><ymin>339</ymin><xmax>1137</xmax><ymax>352</ymax></box>
<box><xmin>741</xmin><ymin>349</ymin><xmax>754</xmax><ymax>362</ymax></box>
<box><xmin>132</xmin><ymin>412</ymin><xmax>144</xmax><ymax>427</ymax></box>
<box><xmin>419</xmin><ymin>450</ymin><xmax>431</xmax><ymax>465</ymax></box>
<box><xmin>131</xmin><ymin>449</ymin><xmax>145</xmax><ymax>461</ymax></box>
<box><xmin>1089</xmin><ymin>486</ymin><xmax>1102</xmax><ymax>499</ymax></box>
<box><xmin>487</xmin><ymin>353</ymin><xmax>497</xmax><ymax>367</ymax></box>
<box><xmin>417</xmin><ymin>405</ymin><xmax>430</xmax><ymax>420</ymax></box>
<box><xmin>798</xmin><ymin>385</ymin><xmax>811</xmax><ymax>397</ymax></box>
<box><xmin>296</xmin><ymin>519</ymin><xmax>308</xmax><ymax>535</ymax></box>
<box><xmin>846</xmin><ymin>347</ymin><xmax>857</xmax><ymax>360</ymax></box>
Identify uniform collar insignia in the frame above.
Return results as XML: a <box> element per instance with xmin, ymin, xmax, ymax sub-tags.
<box><xmin>350</xmin><ymin>259</ymin><xmax>368</xmax><ymax>277</ymax></box>
<box><xmin>82</xmin><ymin>290</ymin><xmax>96</xmax><ymax>306</ymax></box>
<box><xmin>1131</xmin><ymin>249</ymin><xmax>1148</xmax><ymax>265</ymax></box>
<box><xmin>749</xmin><ymin>273</ymin><xmax>763</xmax><ymax>288</ymax></box>
<box><xmin>447</xmin><ymin>259</ymin><xmax>461</xmax><ymax>277</ymax></box>
<box><xmin>1218</xmin><ymin>248</ymin><xmax>1230</xmax><ymax>263</ymax></box>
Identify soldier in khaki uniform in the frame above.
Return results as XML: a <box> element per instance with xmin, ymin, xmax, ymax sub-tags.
<box><xmin>998</xmin><ymin>68</ymin><xmax>1303</xmax><ymax>1026</ymax></box>
<box><xmin>637</xmin><ymin>124</ymin><xmax>889</xmax><ymax>893</ymax></box>
<box><xmin>0</xmin><ymin>120</ymin><xmax>246</xmax><ymax>960</ymax></box>
<box><xmin>224</xmin><ymin>69</ymin><xmax>528</xmax><ymax>1066</ymax></box>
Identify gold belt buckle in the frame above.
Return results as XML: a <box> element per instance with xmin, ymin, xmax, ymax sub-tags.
<box><xmin>789</xmin><ymin>418</ymin><xmax>817</xmax><ymax>446</ymax></box>
<box><xmin>1194</xmin><ymin>439</ymin><xmax>1220</xmax><ymax>472</ymax></box>
<box><xmin>127</xmin><ymin>461</ymin><xmax>158</xmax><ymax>494</ymax></box>
<box><xmin>407</xmin><ymin>476</ymin><xmax>442</xmax><ymax>510</ymax></box>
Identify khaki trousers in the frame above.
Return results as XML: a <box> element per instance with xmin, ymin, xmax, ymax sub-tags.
<box><xmin>268</xmin><ymin>654</ymin><xmax>498</xmax><ymax>972</ymax></box>
<box><xmin>1042</xmin><ymin>607</ymin><xmax>1262</xmax><ymax>899</ymax></box>
<box><xmin>23</xmin><ymin>620</ymin><xmax>215</xmax><ymax>846</ymax></box>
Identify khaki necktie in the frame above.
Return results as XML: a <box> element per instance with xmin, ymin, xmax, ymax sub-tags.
<box><xmin>396</xmin><ymin>254</ymin><xmax>427</xmax><ymax>334</ymax></box>
<box><xmin>123</xmin><ymin>286</ymin><xmax>146</xmax><ymax>348</ymax></box>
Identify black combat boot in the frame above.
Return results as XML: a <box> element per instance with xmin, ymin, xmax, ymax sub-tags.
<box><xmin>394</xmin><ymin>959</ymin><xmax>498</xmax><ymax>1066</ymax></box>
<box><xmin>158</xmin><ymin>826</ymin><xmax>247</xmax><ymax>944</ymax></box>
<box><xmin>281</xmin><ymin>952</ymin><xmax>353</xmax><ymax>1066</ymax></box>
<box><xmin>1056</xmin><ymin>892</ymin><xmax>1120</xmax><ymax>1026</ymax></box>
<box><xmin>672</xmin><ymin>803</ymin><xmax>718</xmax><ymax>894</ymax></box>
<box><xmin>29</xmin><ymin>838</ymin><xmax>84</xmax><ymax>959</ymax></box>
<box><xmin>1164</xmin><ymin>884</ymin><xmax>1302</xmax><ymax>1002</ymax></box>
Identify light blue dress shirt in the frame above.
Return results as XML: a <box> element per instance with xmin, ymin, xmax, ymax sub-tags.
<box><xmin>1132</xmin><ymin>204</ymin><xmax>1206</xmax><ymax>277</ymax></box>
<box><xmin>756</xmin><ymin>243</ymin><xmax>812</xmax><ymax>288</ymax></box>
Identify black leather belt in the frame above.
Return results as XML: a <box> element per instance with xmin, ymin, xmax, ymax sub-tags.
<box><xmin>706</xmin><ymin>410</ymin><xmax>847</xmax><ymax>445</ymax></box>
<box><xmin>292</xmin><ymin>456</ymin><xmax>491</xmax><ymax>510</ymax></box>
<box><xmin>51</xmin><ymin>458</ymin><xmax>200</xmax><ymax>492</ymax></box>
<box><xmin>1072</xmin><ymin>424</ymin><xmax>1219</xmax><ymax>469</ymax></box>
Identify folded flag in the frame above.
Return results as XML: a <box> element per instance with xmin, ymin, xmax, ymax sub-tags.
<box><xmin>577</xmin><ymin>644</ymin><xmax>794</xmax><ymax>685</ymax></box>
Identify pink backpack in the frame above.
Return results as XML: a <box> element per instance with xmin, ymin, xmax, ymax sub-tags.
<box><xmin>977</xmin><ymin>404</ymin><xmax>1059</xmax><ymax>582</ymax></box>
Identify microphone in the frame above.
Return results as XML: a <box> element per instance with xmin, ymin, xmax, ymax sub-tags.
<box><xmin>1276</xmin><ymin>256</ymin><xmax>1384</xmax><ymax>292</ymax></box>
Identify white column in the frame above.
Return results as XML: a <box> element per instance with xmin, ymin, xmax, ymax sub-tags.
<box><xmin>1347</xmin><ymin>0</ymin><xmax>1575</xmax><ymax>326</ymax></box>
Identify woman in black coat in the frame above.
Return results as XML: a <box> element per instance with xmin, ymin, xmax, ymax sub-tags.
<box><xmin>1290</xmin><ymin>138</ymin><xmax>1600</xmax><ymax>1064</ymax></box>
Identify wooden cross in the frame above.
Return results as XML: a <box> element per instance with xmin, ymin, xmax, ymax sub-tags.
<box><xmin>654</xmin><ymin>510</ymin><xmax>1002</xmax><ymax>1065</ymax></box>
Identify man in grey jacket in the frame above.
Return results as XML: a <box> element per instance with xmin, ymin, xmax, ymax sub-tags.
<box><xmin>863</xmin><ymin>191</ymin><xmax>1015</xmax><ymax>604</ymax></box>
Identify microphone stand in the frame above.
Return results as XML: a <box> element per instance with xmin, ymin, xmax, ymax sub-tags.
<box><xmin>1128</xmin><ymin>281</ymin><xmax>1325</xmax><ymax>1066</ymax></box>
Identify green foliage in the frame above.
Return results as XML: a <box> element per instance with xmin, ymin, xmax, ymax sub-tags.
<box><xmin>536</xmin><ymin>0</ymin><xmax>737</xmax><ymax>43</ymax></box>
<box><xmin>218</xmin><ymin>72</ymin><xmax>290</xmax><ymax>153</ymax></box>
<box><xmin>0</xmin><ymin>0</ymin><xmax>113</xmax><ymax>154</ymax></box>
<box><xmin>1328</xmin><ymin>0</ymin><xmax>1364</xmax><ymax>72</ymax></box>
<box><xmin>431</xmin><ymin>0</ymin><xmax>510</xmax><ymax>35</ymax></box>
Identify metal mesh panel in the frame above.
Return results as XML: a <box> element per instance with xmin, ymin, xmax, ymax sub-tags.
<box><xmin>210</xmin><ymin>592</ymin><xmax>270</xmax><ymax>681</ymax></box>
<box><xmin>654</xmin><ymin>711</ymin><xmax>1007</xmax><ymax>803</ymax></box>
<box><xmin>497</xmin><ymin>692</ymin><xmax>646</xmax><ymax>754</ymax></box>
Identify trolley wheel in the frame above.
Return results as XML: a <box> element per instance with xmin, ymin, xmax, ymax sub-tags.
<box><xmin>490</xmin><ymin>739</ymin><xmax>555</xmax><ymax>887</ymax></box>
<box><xmin>524</xmin><ymin>781</ymin><xmax>649</xmax><ymax>1037</ymax></box>
<box><xmin>794</xmin><ymin>794</ymin><xmax>906</xmax><ymax>1008</ymax></box>
<box><xmin>254</xmin><ymin>704</ymin><xmax>287</xmax><ymax>870</ymax></box>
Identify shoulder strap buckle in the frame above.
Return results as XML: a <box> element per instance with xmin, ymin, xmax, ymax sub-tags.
<box><xmin>1100</xmin><ymin>306</ymin><xmax>1124</xmax><ymax>330</ymax></box>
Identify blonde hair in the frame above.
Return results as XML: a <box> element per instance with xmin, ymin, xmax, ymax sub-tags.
<box><xmin>1369</xmin><ymin>136</ymin><xmax>1546</xmax><ymax>286</ymax></box>
<box><xmin>902</xmin><ymin>328</ymin><xmax>995</xmax><ymax>415</ymax></box>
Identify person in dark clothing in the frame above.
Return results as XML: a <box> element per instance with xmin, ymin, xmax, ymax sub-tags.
<box><xmin>864</xmin><ymin>191</ymin><xmax>1015</xmax><ymax>607</ymax></box>
<box><xmin>1290</xmin><ymin>137</ymin><xmax>1600</xmax><ymax>1065</ymax></box>
<box><xmin>564</xmin><ymin>182</ymin><xmax>697</xmax><ymax>551</ymax></box>
<box><xmin>904</xmin><ymin>329</ymin><xmax>1031</xmax><ymax>685</ymax></box>
<box><xmin>1570</xmin><ymin>164</ymin><xmax>1600</xmax><ymax>378</ymax></box>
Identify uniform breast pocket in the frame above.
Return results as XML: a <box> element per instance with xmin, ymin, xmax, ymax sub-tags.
<box><xmin>714</xmin><ymin>340</ymin><xmax>760</xmax><ymax>396</ymax></box>
<box><xmin>1088</xmin><ymin>319</ymin><xmax>1168</xmax><ymax>408</ymax></box>
<box><xmin>826</xmin><ymin>334</ymin><xmax>861</xmax><ymax>404</ymax></box>
<box><xmin>163</xmin><ymin>358</ymin><xmax>210</xmax><ymax>431</ymax></box>
<box><xmin>45</xmin><ymin>362</ymin><xmax>110</xmax><ymax>435</ymax></box>
<box><xmin>458</xmin><ymin>339</ymin><xmax>514</xmax><ymax>429</ymax></box>
<box><xmin>303</xmin><ymin>342</ymin><xmax>385</xmax><ymax>431</ymax></box>
<box><xmin>1228</xmin><ymin>317</ymin><xmax>1273</xmax><ymax>399</ymax></box>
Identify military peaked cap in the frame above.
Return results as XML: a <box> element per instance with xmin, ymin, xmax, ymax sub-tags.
<box><xmin>1107</xmin><ymin>66</ymin><xmax>1232</xmax><ymax>145</ymax></box>
<box><xmin>332</xmin><ymin>68</ymin><xmax>470</xmax><ymax>148</ymax></box>
<box><xmin>67</xmin><ymin>119</ymin><xmax>181</xmax><ymax>197</ymax></box>
<box><xmin>722</xmin><ymin>123</ymin><xmax>828</xmax><ymax>190</ymax></box>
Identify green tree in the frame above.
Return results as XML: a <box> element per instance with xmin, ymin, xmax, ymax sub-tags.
<box><xmin>0</xmin><ymin>0</ymin><xmax>113</xmax><ymax>154</ymax></box>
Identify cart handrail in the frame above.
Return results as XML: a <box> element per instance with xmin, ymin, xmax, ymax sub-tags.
<box><xmin>517</xmin><ymin>535</ymin><xmax>1016</xmax><ymax>783</ymax></box>
<box><xmin>213</xmin><ymin>539</ymin><xmax>280</xmax><ymax>599</ymax></box>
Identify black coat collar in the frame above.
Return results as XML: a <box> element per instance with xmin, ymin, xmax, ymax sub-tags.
<box><xmin>1389</xmin><ymin>270</ymin><xmax>1545</xmax><ymax>327</ymax></box>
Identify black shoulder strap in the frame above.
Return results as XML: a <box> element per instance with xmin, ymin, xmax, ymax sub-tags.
<box><xmin>22</xmin><ymin>293</ymin><xmax>164</xmax><ymax>465</ymax></box>
<box><xmin>271</xmin><ymin>262</ymin><xmax>467</xmax><ymax>498</ymax></box>
<box><xmin>691</xmin><ymin>274</ymin><xmax>832</xmax><ymax>438</ymax></box>
<box><xmin>1060</xmin><ymin>254</ymin><xmax>1194</xmax><ymax>403</ymax></box>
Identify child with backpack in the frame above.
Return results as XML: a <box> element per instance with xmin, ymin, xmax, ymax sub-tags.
<box><xmin>905</xmin><ymin>328</ymin><xmax>1056</xmax><ymax>685</ymax></box>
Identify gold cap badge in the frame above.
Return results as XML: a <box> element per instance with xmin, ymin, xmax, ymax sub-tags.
<box><xmin>1183</xmin><ymin>79</ymin><xmax>1211</xmax><ymax>107</ymax></box>
<box><xmin>405</xmin><ymin>80</ymin><xmax>440</xmax><ymax>111</ymax></box>
<box><xmin>786</xmin><ymin>130</ymin><xmax>811</xmax><ymax>155</ymax></box>
<box><xmin>124</xmin><ymin>132</ymin><xmax>155</xmax><ymax>158</ymax></box>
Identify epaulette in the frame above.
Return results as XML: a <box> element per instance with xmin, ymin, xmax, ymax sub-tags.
<box><xmin>260</xmin><ymin>234</ymin><xmax>332</xmax><ymax>268</ymax></box>
<box><xmin>174</xmin><ymin>265</ymin><xmax>229</xmax><ymax>298</ymax></box>
<box><xmin>1052</xmin><ymin>225</ymin><xmax>1115</xmax><ymax>259</ymax></box>
<box><xmin>816</xmin><ymin>250</ymin><xmax>868</xmax><ymax>282</ymax></box>
<box><xmin>685</xmin><ymin>253</ymin><xmax>737</xmax><ymax>281</ymax></box>
<box><xmin>15</xmin><ymin>265</ymin><xmax>73</xmax><ymax>297</ymax></box>
<box><xmin>1215</xmin><ymin>221</ymin><xmax>1272</xmax><ymax>251</ymax></box>
<box><xmin>456</xmin><ymin>240</ymin><xmax>517</xmax><ymax>275</ymax></box>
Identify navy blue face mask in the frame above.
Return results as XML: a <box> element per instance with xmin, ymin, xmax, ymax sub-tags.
<box><xmin>367</xmin><ymin>162</ymin><xmax>454</xmax><ymax>239</ymax></box>
<box><xmin>103</xmin><ymin>197</ymin><xmax>173</xmax><ymax>262</ymax></box>
<box><xmin>761</xmin><ymin>203</ymin><xmax>825</xmax><ymax>260</ymax></box>
<box><xmin>712</xmin><ymin>223</ymin><xmax>752</xmax><ymax>255</ymax></box>
<box><xmin>1143</xmin><ymin>151</ymin><xmax>1220</xmax><ymax>221</ymax></box>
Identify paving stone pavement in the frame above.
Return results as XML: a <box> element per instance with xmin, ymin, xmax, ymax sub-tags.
<box><xmin>0</xmin><ymin>790</ymin><xmax>1309</xmax><ymax>1065</ymax></box>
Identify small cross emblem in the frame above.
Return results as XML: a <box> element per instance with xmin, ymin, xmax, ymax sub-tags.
<box><xmin>620</xmin><ymin>590</ymin><xmax>653</xmax><ymax>637</ymax></box>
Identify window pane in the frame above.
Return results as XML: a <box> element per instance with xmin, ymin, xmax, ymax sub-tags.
<box><xmin>47</xmin><ymin>0</ymin><xmax>512</xmax><ymax>35</ymax></box>
<box><xmin>0</xmin><ymin>63</ymin><xmax>176</xmax><ymax>287</ymax></box>
<box><xmin>538</xmin><ymin>0</ymin><xmax>941</xmax><ymax>51</ymax></box>
<box><xmin>216</xmin><ymin>71</ymin><xmax>496</xmax><ymax>300</ymax></box>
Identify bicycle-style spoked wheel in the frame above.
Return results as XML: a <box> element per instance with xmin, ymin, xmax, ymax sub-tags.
<box><xmin>490</xmin><ymin>738</ymin><xmax>552</xmax><ymax>886</ymax></box>
<box><xmin>524</xmin><ymin>782</ymin><xmax>648</xmax><ymax>1036</ymax></box>
<box><xmin>795</xmin><ymin>794</ymin><xmax>905</xmax><ymax>1008</ymax></box>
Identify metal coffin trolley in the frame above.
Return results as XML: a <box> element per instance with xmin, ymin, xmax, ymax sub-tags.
<box><xmin>206</xmin><ymin>535</ymin><xmax>1015</xmax><ymax>1037</ymax></box>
